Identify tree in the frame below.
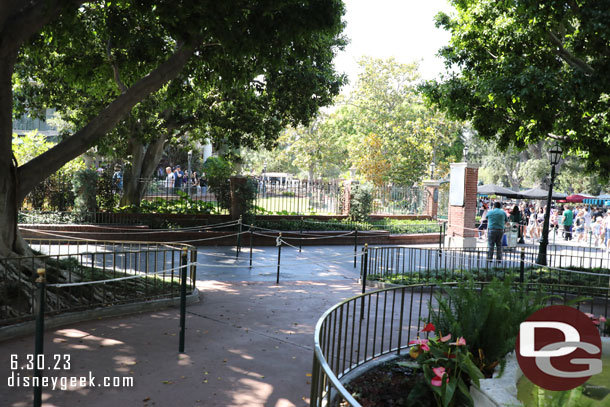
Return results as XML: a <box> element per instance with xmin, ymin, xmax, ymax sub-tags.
<box><xmin>276</xmin><ymin>114</ymin><xmax>349</xmax><ymax>180</ymax></box>
<box><xmin>332</xmin><ymin>57</ymin><xmax>464</xmax><ymax>186</ymax></box>
<box><xmin>2</xmin><ymin>0</ymin><xmax>346</xmax><ymax>256</ymax></box>
<box><xmin>421</xmin><ymin>0</ymin><xmax>610</xmax><ymax>178</ymax></box>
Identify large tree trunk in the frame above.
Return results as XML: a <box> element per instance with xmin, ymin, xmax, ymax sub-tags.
<box><xmin>121</xmin><ymin>133</ymin><xmax>168</xmax><ymax>206</ymax></box>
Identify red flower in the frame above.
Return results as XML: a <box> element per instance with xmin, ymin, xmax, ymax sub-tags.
<box><xmin>450</xmin><ymin>337</ymin><xmax>466</xmax><ymax>346</ymax></box>
<box><xmin>409</xmin><ymin>338</ymin><xmax>430</xmax><ymax>351</ymax></box>
<box><xmin>431</xmin><ymin>366</ymin><xmax>448</xmax><ymax>387</ymax></box>
<box><xmin>421</xmin><ymin>323</ymin><xmax>436</xmax><ymax>333</ymax></box>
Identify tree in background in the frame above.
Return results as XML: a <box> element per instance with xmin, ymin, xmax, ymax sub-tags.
<box><xmin>335</xmin><ymin>57</ymin><xmax>464</xmax><ymax>185</ymax></box>
<box><xmin>3</xmin><ymin>0</ymin><xmax>346</xmax><ymax>256</ymax></box>
<box><xmin>422</xmin><ymin>0</ymin><xmax>610</xmax><ymax>180</ymax></box>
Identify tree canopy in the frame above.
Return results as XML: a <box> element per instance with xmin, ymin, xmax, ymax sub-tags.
<box><xmin>1</xmin><ymin>0</ymin><xmax>346</xmax><ymax>254</ymax></box>
<box><xmin>421</xmin><ymin>0</ymin><xmax>610</xmax><ymax>176</ymax></box>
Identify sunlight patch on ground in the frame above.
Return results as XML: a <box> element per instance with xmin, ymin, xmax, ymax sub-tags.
<box><xmin>227</xmin><ymin>348</ymin><xmax>254</xmax><ymax>360</ymax></box>
<box><xmin>231</xmin><ymin>378</ymin><xmax>273</xmax><ymax>406</ymax></box>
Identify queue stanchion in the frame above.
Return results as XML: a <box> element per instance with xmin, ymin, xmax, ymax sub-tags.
<box><xmin>299</xmin><ymin>217</ymin><xmax>303</xmax><ymax>253</ymax></box>
<box><xmin>179</xmin><ymin>249</ymin><xmax>188</xmax><ymax>353</ymax></box>
<box><xmin>33</xmin><ymin>268</ymin><xmax>46</xmax><ymax>407</ymax></box>
<box><xmin>236</xmin><ymin>216</ymin><xmax>242</xmax><ymax>258</ymax></box>
<box><xmin>353</xmin><ymin>227</ymin><xmax>358</xmax><ymax>269</ymax></box>
<box><xmin>276</xmin><ymin>233</ymin><xmax>282</xmax><ymax>284</ymax></box>
<box><xmin>249</xmin><ymin>225</ymin><xmax>254</xmax><ymax>268</ymax></box>
<box><xmin>360</xmin><ymin>244</ymin><xmax>368</xmax><ymax>320</ymax></box>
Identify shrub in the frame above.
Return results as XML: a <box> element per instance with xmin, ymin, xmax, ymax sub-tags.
<box><xmin>349</xmin><ymin>183</ymin><xmax>373</xmax><ymax>221</ymax></box>
<box><xmin>72</xmin><ymin>169</ymin><xmax>98</xmax><ymax>218</ymax></box>
<box><xmin>202</xmin><ymin>156</ymin><xmax>233</xmax><ymax>210</ymax></box>
<box><xmin>430</xmin><ymin>277</ymin><xmax>548</xmax><ymax>376</ymax></box>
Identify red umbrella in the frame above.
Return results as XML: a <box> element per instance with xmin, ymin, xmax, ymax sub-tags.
<box><xmin>565</xmin><ymin>194</ymin><xmax>593</xmax><ymax>203</ymax></box>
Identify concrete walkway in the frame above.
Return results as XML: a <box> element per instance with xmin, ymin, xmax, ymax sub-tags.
<box><xmin>1</xmin><ymin>245</ymin><xmax>365</xmax><ymax>407</ymax></box>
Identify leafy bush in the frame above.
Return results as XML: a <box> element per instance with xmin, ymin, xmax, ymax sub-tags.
<box><xmin>202</xmin><ymin>156</ymin><xmax>233</xmax><ymax>210</ymax></box>
<box><xmin>430</xmin><ymin>277</ymin><xmax>548</xmax><ymax>376</ymax></box>
<box><xmin>72</xmin><ymin>168</ymin><xmax>98</xmax><ymax>217</ymax></box>
<box><xmin>116</xmin><ymin>192</ymin><xmax>216</xmax><ymax>214</ymax></box>
<box><xmin>96</xmin><ymin>167</ymin><xmax>119</xmax><ymax>210</ymax></box>
<box><xmin>349</xmin><ymin>183</ymin><xmax>373</xmax><ymax>221</ymax></box>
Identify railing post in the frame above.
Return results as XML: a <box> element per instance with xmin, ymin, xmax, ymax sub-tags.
<box><xmin>236</xmin><ymin>215</ymin><xmax>242</xmax><ymax>258</ymax></box>
<box><xmin>520</xmin><ymin>246</ymin><xmax>525</xmax><ymax>284</ymax></box>
<box><xmin>276</xmin><ymin>232</ymin><xmax>282</xmax><ymax>285</ymax></box>
<box><xmin>34</xmin><ymin>268</ymin><xmax>46</xmax><ymax>407</ymax></box>
<box><xmin>179</xmin><ymin>248</ymin><xmax>188</xmax><ymax>353</ymax></box>
<box><xmin>353</xmin><ymin>227</ymin><xmax>358</xmax><ymax>269</ymax></box>
<box><xmin>360</xmin><ymin>244</ymin><xmax>368</xmax><ymax>320</ymax></box>
<box><xmin>299</xmin><ymin>216</ymin><xmax>303</xmax><ymax>253</ymax></box>
<box><xmin>249</xmin><ymin>225</ymin><xmax>254</xmax><ymax>268</ymax></box>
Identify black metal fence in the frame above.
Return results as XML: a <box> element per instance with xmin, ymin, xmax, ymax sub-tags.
<box><xmin>254</xmin><ymin>179</ymin><xmax>343</xmax><ymax>215</ymax></box>
<box><xmin>311</xmin><ymin>245</ymin><xmax>610</xmax><ymax>406</ymax></box>
<box><xmin>0</xmin><ymin>239</ymin><xmax>197</xmax><ymax>326</ymax></box>
<box><xmin>371</xmin><ymin>184</ymin><xmax>426</xmax><ymax>215</ymax></box>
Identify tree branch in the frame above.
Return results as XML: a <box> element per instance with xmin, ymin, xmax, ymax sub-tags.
<box><xmin>17</xmin><ymin>43</ymin><xmax>195</xmax><ymax>200</ymax></box>
<box><xmin>547</xmin><ymin>31</ymin><xmax>595</xmax><ymax>75</ymax></box>
<box><xmin>107</xmin><ymin>39</ymin><xmax>128</xmax><ymax>94</ymax></box>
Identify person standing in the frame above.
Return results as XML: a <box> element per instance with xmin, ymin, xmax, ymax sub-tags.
<box><xmin>165</xmin><ymin>166</ymin><xmax>176</xmax><ymax>190</ymax></box>
<box><xmin>509</xmin><ymin>205</ymin><xmax>523</xmax><ymax>244</ymax></box>
<box><xmin>487</xmin><ymin>201</ymin><xmax>508</xmax><ymax>264</ymax></box>
<box><xmin>562</xmin><ymin>205</ymin><xmax>574</xmax><ymax>240</ymax></box>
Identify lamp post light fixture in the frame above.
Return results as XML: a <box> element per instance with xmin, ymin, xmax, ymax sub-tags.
<box><xmin>429</xmin><ymin>161</ymin><xmax>436</xmax><ymax>179</ymax></box>
<box><xmin>463</xmin><ymin>145</ymin><xmax>469</xmax><ymax>161</ymax></box>
<box><xmin>536</xmin><ymin>142</ymin><xmax>563</xmax><ymax>266</ymax></box>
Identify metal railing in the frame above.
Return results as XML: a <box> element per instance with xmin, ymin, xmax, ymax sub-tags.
<box><xmin>311</xmin><ymin>245</ymin><xmax>610</xmax><ymax>406</ymax></box>
<box><xmin>363</xmin><ymin>245</ymin><xmax>610</xmax><ymax>285</ymax></box>
<box><xmin>371</xmin><ymin>185</ymin><xmax>426</xmax><ymax>215</ymax></box>
<box><xmin>311</xmin><ymin>283</ymin><xmax>440</xmax><ymax>406</ymax></box>
<box><xmin>255</xmin><ymin>179</ymin><xmax>343</xmax><ymax>215</ymax></box>
<box><xmin>0</xmin><ymin>239</ymin><xmax>197</xmax><ymax>326</ymax></box>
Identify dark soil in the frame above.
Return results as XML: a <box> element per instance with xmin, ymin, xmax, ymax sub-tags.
<box><xmin>343</xmin><ymin>355</ymin><xmax>436</xmax><ymax>407</ymax></box>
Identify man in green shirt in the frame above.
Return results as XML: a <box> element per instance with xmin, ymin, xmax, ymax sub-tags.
<box><xmin>562</xmin><ymin>205</ymin><xmax>574</xmax><ymax>241</ymax></box>
<box><xmin>487</xmin><ymin>202</ymin><xmax>508</xmax><ymax>263</ymax></box>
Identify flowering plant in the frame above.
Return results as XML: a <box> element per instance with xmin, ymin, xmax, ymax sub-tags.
<box><xmin>585</xmin><ymin>312</ymin><xmax>609</xmax><ymax>336</ymax></box>
<box><xmin>407</xmin><ymin>323</ymin><xmax>483</xmax><ymax>407</ymax></box>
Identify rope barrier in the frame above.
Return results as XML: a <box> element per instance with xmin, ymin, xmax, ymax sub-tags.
<box><xmin>21</xmin><ymin>220</ymin><xmax>240</xmax><ymax>235</ymax></box>
<box><xmin>47</xmin><ymin>264</ymin><xmax>191</xmax><ymax>288</ymax></box>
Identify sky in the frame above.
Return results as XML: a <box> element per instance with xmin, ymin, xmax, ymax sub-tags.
<box><xmin>333</xmin><ymin>0</ymin><xmax>455</xmax><ymax>92</ymax></box>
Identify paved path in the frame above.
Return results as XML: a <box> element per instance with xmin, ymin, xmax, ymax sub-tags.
<box><xmin>1</xmin><ymin>245</ymin><xmax>365</xmax><ymax>407</ymax></box>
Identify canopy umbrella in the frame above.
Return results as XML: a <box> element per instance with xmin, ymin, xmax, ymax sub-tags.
<box><xmin>565</xmin><ymin>194</ymin><xmax>594</xmax><ymax>203</ymax></box>
<box><xmin>584</xmin><ymin>194</ymin><xmax>610</xmax><ymax>205</ymax></box>
<box><xmin>518</xmin><ymin>188</ymin><xmax>567</xmax><ymax>200</ymax></box>
<box><xmin>477</xmin><ymin>184</ymin><xmax>518</xmax><ymax>196</ymax></box>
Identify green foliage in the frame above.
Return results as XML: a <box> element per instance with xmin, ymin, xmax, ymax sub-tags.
<box><xmin>431</xmin><ymin>278</ymin><xmax>548</xmax><ymax>376</ymax></box>
<box><xmin>14</xmin><ymin>131</ymin><xmax>85</xmax><ymax>211</ymax></box>
<box><xmin>96</xmin><ymin>168</ymin><xmax>119</xmax><ymax>211</ymax></box>
<box><xmin>349</xmin><ymin>183</ymin><xmax>373</xmax><ymax>221</ymax></box>
<box><xmin>202</xmin><ymin>156</ymin><xmax>234</xmax><ymax>211</ymax></box>
<box><xmin>116</xmin><ymin>194</ymin><xmax>215</xmax><ymax>215</ymax></box>
<box><xmin>235</xmin><ymin>177</ymin><xmax>258</xmax><ymax>224</ymax></box>
<box><xmin>422</xmin><ymin>0</ymin><xmax>610</xmax><ymax>178</ymax></box>
<box><xmin>72</xmin><ymin>169</ymin><xmax>98</xmax><ymax>217</ymax></box>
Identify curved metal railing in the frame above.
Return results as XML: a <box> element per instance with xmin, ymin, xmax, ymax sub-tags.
<box><xmin>311</xmin><ymin>283</ymin><xmax>441</xmax><ymax>406</ymax></box>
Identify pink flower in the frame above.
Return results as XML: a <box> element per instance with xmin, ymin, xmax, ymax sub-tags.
<box><xmin>421</xmin><ymin>322</ymin><xmax>435</xmax><ymax>333</ymax></box>
<box><xmin>431</xmin><ymin>366</ymin><xmax>448</xmax><ymax>387</ymax></box>
<box><xmin>450</xmin><ymin>337</ymin><xmax>466</xmax><ymax>346</ymax></box>
<box><xmin>585</xmin><ymin>312</ymin><xmax>595</xmax><ymax>319</ymax></box>
<box><xmin>439</xmin><ymin>333</ymin><xmax>452</xmax><ymax>343</ymax></box>
<box><xmin>600</xmin><ymin>316</ymin><xmax>607</xmax><ymax>323</ymax></box>
<box><xmin>409</xmin><ymin>338</ymin><xmax>430</xmax><ymax>351</ymax></box>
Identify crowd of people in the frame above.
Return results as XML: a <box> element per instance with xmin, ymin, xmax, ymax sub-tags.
<box><xmin>164</xmin><ymin>165</ymin><xmax>207</xmax><ymax>194</ymax></box>
<box><xmin>478</xmin><ymin>199</ymin><xmax>610</xmax><ymax>252</ymax></box>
